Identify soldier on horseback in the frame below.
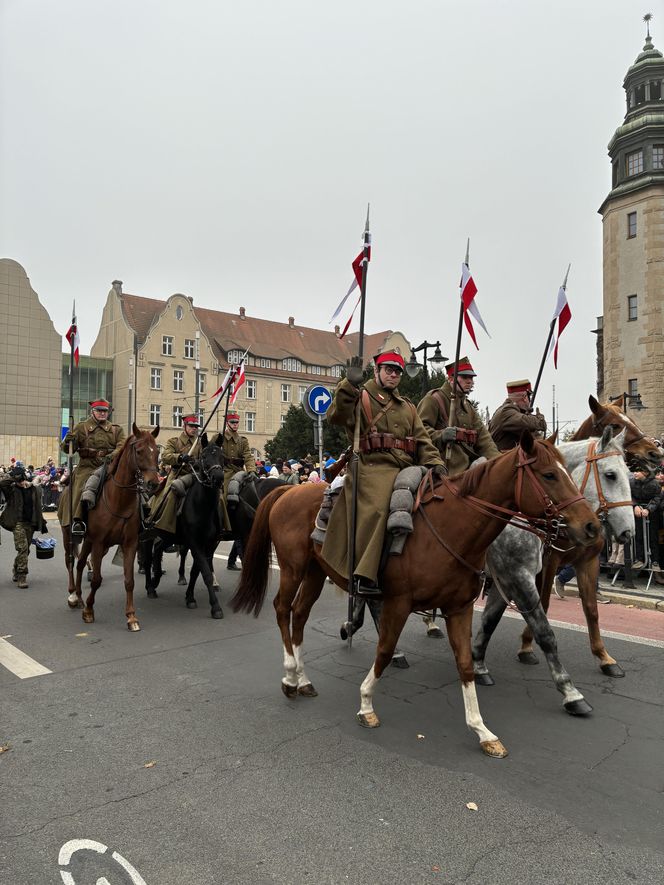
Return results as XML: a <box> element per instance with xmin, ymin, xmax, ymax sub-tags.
<box><xmin>417</xmin><ymin>356</ymin><xmax>498</xmax><ymax>477</ymax></box>
<box><xmin>222</xmin><ymin>411</ymin><xmax>257</xmax><ymax>570</ymax></box>
<box><xmin>488</xmin><ymin>379</ymin><xmax>547</xmax><ymax>451</ymax></box>
<box><xmin>147</xmin><ymin>414</ymin><xmax>200</xmax><ymax>535</ymax></box>
<box><xmin>320</xmin><ymin>349</ymin><xmax>444</xmax><ymax>597</ymax></box>
<box><xmin>60</xmin><ymin>400</ymin><xmax>126</xmax><ymax>537</ymax></box>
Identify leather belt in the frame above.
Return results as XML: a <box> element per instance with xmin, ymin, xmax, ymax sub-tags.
<box><xmin>359</xmin><ymin>433</ymin><xmax>416</xmax><ymax>455</ymax></box>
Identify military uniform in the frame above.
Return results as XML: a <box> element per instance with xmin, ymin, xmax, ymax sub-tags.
<box><xmin>488</xmin><ymin>379</ymin><xmax>547</xmax><ymax>450</ymax></box>
<box><xmin>149</xmin><ymin>426</ymin><xmax>199</xmax><ymax>535</ymax></box>
<box><xmin>321</xmin><ymin>354</ymin><xmax>443</xmax><ymax>586</ymax></box>
<box><xmin>0</xmin><ymin>468</ymin><xmax>48</xmax><ymax>585</ymax></box>
<box><xmin>58</xmin><ymin>406</ymin><xmax>125</xmax><ymax>527</ymax></box>
<box><xmin>222</xmin><ymin>416</ymin><xmax>256</xmax><ymax>496</ymax></box>
<box><xmin>417</xmin><ymin>360</ymin><xmax>498</xmax><ymax>478</ymax></box>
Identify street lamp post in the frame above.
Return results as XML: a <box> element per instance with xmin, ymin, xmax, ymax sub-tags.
<box><xmin>405</xmin><ymin>340</ymin><xmax>447</xmax><ymax>395</ymax></box>
<box><xmin>609</xmin><ymin>391</ymin><xmax>647</xmax><ymax>413</ymax></box>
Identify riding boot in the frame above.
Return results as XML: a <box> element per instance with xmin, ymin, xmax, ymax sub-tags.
<box><xmin>71</xmin><ymin>502</ymin><xmax>88</xmax><ymax>538</ymax></box>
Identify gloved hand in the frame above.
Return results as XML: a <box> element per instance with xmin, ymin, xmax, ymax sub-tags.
<box><xmin>345</xmin><ymin>356</ymin><xmax>365</xmax><ymax>387</ymax></box>
<box><xmin>431</xmin><ymin>464</ymin><xmax>447</xmax><ymax>480</ymax></box>
<box><xmin>63</xmin><ymin>431</ymin><xmax>74</xmax><ymax>445</ymax></box>
<box><xmin>179</xmin><ymin>453</ymin><xmax>192</xmax><ymax>465</ymax></box>
<box><xmin>440</xmin><ymin>426</ymin><xmax>458</xmax><ymax>443</ymax></box>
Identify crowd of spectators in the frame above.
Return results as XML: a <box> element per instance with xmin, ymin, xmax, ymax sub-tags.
<box><xmin>253</xmin><ymin>451</ymin><xmax>338</xmax><ymax>485</ymax></box>
<box><xmin>0</xmin><ymin>457</ymin><xmax>68</xmax><ymax>511</ymax></box>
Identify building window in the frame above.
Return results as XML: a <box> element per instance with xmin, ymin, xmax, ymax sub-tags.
<box><xmin>199</xmin><ymin>409</ymin><xmax>205</xmax><ymax>425</ymax></box>
<box><xmin>173</xmin><ymin>370</ymin><xmax>184</xmax><ymax>392</ymax></box>
<box><xmin>228</xmin><ymin>349</ymin><xmax>243</xmax><ymax>364</ymax></box>
<box><xmin>309</xmin><ymin>365</ymin><xmax>322</xmax><ymax>375</ymax></box>
<box><xmin>198</xmin><ymin>373</ymin><xmax>206</xmax><ymax>394</ymax></box>
<box><xmin>282</xmin><ymin>358</ymin><xmax>302</xmax><ymax>372</ymax></box>
<box><xmin>245</xmin><ymin>411</ymin><xmax>256</xmax><ymax>432</ymax></box>
<box><xmin>627</xmin><ymin>294</ymin><xmax>638</xmax><ymax>321</ymax></box>
<box><xmin>175</xmin><ymin>306</ymin><xmax>184</xmax><ymax>321</ymax></box>
<box><xmin>149</xmin><ymin>404</ymin><xmax>161</xmax><ymax>425</ymax></box>
<box><xmin>652</xmin><ymin>81</ymin><xmax>662</xmax><ymax>101</ymax></box>
<box><xmin>627</xmin><ymin>212</ymin><xmax>637</xmax><ymax>238</ymax></box>
<box><xmin>172</xmin><ymin>406</ymin><xmax>183</xmax><ymax>427</ymax></box>
<box><xmin>626</xmin><ymin>150</ymin><xmax>643</xmax><ymax>177</ymax></box>
<box><xmin>184</xmin><ymin>338</ymin><xmax>195</xmax><ymax>359</ymax></box>
<box><xmin>298</xmin><ymin>385</ymin><xmax>307</xmax><ymax>403</ymax></box>
<box><xmin>281</xmin><ymin>384</ymin><xmax>291</xmax><ymax>403</ymax></box>
<box><xmin>653</xmin><ymin>145</ymin><xmax>664</xmax><ymax>170</ymax></box>
<box><xmin>280</xmin><ymin>413</ymin><xmax>287</xmax><ymax>428</ymax></box>
<box><xmin>628</xmin><ymin>379</ymin><xmax>638</xmax><ymax>398</ymax></box>
<box><xmin>246</xmin><ymin>380</ymin><xmax>256</xmax><ymax>399</ymax></box>
<box><xmin>150</xmin><ymin>368</ymin><xmax>162</xmax><ymax>390</ymax></box>
<box><xmin>331</xmin><ymin>364</ymin><xmax>343</xmax><ymax>378</ymax></box>
<box><xmin>162</xmin><ymin>335</ymin><xmax>174</xmax><ymax>356</ymax></box>
<box><xmin>259</xmin><ymin>357</ymin><xmax>271</xmax><ymax>369</ymax></box>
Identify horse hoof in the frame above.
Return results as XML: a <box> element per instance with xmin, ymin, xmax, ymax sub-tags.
<box><xmin>564</xmin><ymin>698</ymin><xmax>593</xmax><ymax>716</ymax></box>
<box><xmin>212</xmin><ymin>581</ymin><xmax>220</xmax><ymax>589</ymax></box>
<box><xmin>82</xmin><ymin>611</ymin><xmax>94</xmax><ymax>624</ymax></box>
<box><xmin>517</xmin><ymin>651</ymin><xmax>539</xmax><ymax>665</ymax></box>
<box><xmin>211</xmin><ymin>607</ymin><xmax>224</xmax><ymax>619</ymax></box>
<box><xmin>390</xmin><ymin>654</ymin><xmax>410</xmax><ymax>669</ymax></box>
<box><xmin>147</xmin><ymin>589</ymin><xmax>159</xmax><ymax>599</ymax></box>
<box><xmin>186</xmin><ymin>600</ymin><xmax>198</xmax><ymax>609</ymax></box>
<box><xmin>427</xmin><ymin>626</ymin><xmax>444</xmax><ymax>638</ymax></box>
<box><xmin>138</xmin><ymin>567</ymin><xmax>145</xmax><ymax>575</ymax></box>
<box><xmin>600</xmin><ymin>662</ymin><xmax>625</xmax><ymax>678</ymax></box>
<box><xmin>178</xmin><ymin>577</ymin><xmax>187</xmax><ymax>586</ymax></box>
<box><xmin>281</xmin><ymin>682</ymin><xmax>298</xmax><ymax>698</ymax></box>
<box><xmin>357</xmin><ymin>711</ymin><xmax>380</xmax><ymax>728</ymax></box>
<box><xmin>67</xmin><ymin>593</ymin><xmax>79</xmax><ymax>608</ymax></box>
<box><xmin>475</xmin><ymin>672</ymin><xmax>495</xmax><ymax>686</ymax></box>
<box><xmin>297</xmin><ymin>683</ymin><xmax>318</xmax><ymax>697</ymax></box>
<box><xmin>481</xmin><ymin>739</ymin><xmax>508</xmax><ymax>758</ymax></box>
<box><xmin>128</xmin><ymin>621</ymin><xmax>141</xmax><ymax>632</ymax></box>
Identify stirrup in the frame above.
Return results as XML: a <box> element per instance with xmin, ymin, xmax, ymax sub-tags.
<box><xmin>356</xmin><ymin>580</ymin><xmax>382</xmax><ymax>598</ymax></box>
<box><xmin>71</xmin><ymin>520</ymin><xmax>87</xmax><ymax>537</ymax></box>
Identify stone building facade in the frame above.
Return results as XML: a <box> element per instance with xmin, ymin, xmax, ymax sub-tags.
<box><xmin>598</xmin><ymin>29</ymin><xmax>664</xmax><ymax>437</ymax></box>
<box><xmin>91</xmin><ymin>281</ymin><xmax>409</xmax><ymax>458</ymax></box>
<box><xmin>0</xmin><ymin>260</ymin><xmax>62</xmax><ymax>466</ymax></box>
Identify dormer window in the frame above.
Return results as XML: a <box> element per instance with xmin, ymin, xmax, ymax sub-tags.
<box><xmin>626</xmin><ymin>149</ymin><xmax>643</xmax><ymax>177</ymax></box>
<box><xmin>653</xmin><ymin>145</ymin><xmax>664</xmax><ymax>170</ymax></box>
<box><xmin>634</xmin><ymin>83</ymin><xmax>646</xmax><ymax>105</ymax></box>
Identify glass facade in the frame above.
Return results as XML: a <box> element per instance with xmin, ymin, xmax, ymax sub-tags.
<box><xmin>61</xmin><ymin>353</ymin><xmax>114</xmax><ymax>432</ymax></box>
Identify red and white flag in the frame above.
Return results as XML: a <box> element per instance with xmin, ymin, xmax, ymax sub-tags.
<box><xmin>549</xmin><ymin>286</ymin><xmax>572</xmax><ymax>368</ymax></box>
<box><xmin>230</xmin><ymin>359</ymin><xmax>246</xmax><ymax>405</ymax></box>
<box><xmin>65</xmin><ymin>311</ymin><xmax>80</xmax><ymax>367</ymax></box>
<box><xmin>329</xmin><ymin>243</ymin><xmax>371</xmax><ymax>339</ymax></box>
<box><xmin>208</xmin><ymin>366</ymin><xmax>236</xmax><ymax>404</ymax></box>
<box><xmin>460</xmin><ymin>263</ymin><xmax>489</xmax><ymax>350</ymax></box>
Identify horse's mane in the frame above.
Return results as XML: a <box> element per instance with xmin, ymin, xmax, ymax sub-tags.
<box><xmin>107</xmin><ymin>433</ymin><xmax>136</xmax><ymax>478</ymax></box>
<box><xmin>452</xmin><ymin>440</ymin><xmax>561</xmax><ymax>498</ymax></box>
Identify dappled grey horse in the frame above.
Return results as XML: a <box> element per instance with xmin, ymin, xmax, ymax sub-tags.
<box><xmin>472</xmin><ymin>429</ymin><xmax>634</xmax><ymax>715</ymax></box>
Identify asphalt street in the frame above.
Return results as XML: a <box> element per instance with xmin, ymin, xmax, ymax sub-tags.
<box><xmin>1</xmin><ymin>524</ymin><xmax>663</xmax><ymax>885</ymax></box>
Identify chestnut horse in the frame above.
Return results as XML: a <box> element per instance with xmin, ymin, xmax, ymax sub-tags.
<box><xmin>68</xmin><ymin>424</ymin><xmax>160</xmax><ymax>631</ymax></box>
<box><xmin>518</xmin><ymin>396</ymin><xmax>662</xmax><ymax>675</ymax></box>
<box><xmin>232</xmin><ymin>433</ymin><xmax>601</xmax><ymax>757</ymax></box>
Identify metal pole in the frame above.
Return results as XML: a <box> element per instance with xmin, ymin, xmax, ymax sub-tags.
<box><xmin>317</xmin><ymin>414</ymin><xmax>323</xmax><ymax>475</ymax></box>
<box><xmin>195</xmin><ymin>330</ymin><xmax>201</xmax><ymax>418</ymax></box>
<box><xmin>531</xmin><ymin>264</ymin><xmax>570</xmax><ymax>409</ymax></box>
<box><xmin>128</xmin><ymin>356</ymin><xmax>133</xmax><ymax>433</ymax></box>
<box><xmin>446</xmin><ymin>239</ymin><xmax>469</xmax><ymax>463</ymax></box>
<box><xmin>421</xmin><ymin>343</ymin><xmax>429</xmax><ymax>397</ymax></box>
<box><xmin>67</xmin><ymin>302</ymin><xmax>76</xmax><ymax>580</ymax></box>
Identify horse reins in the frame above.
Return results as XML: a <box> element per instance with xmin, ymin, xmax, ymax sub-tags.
<box><xmin>101</xmin><ymin>439</ymin><xmax>159</xmax><ymax>523</ymax></box>
<box><xmin>578</xmin><ymin>440</ymin><xmax>632</xmax><ymax>522</ymax></box>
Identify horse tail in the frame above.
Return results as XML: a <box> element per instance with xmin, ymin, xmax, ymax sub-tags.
<box><xmin>230</xmin><ymin>486</ymin><xmax>291</xmax><ymax>617</ymax></box>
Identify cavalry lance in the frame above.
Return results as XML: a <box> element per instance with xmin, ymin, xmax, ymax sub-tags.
<box><xmin>66</xmin><ymin>302</ymin><xmax>78</xmax><ymax>582</ymax></box>
<box><xmin>446</xmin><ymin>239</ymin><xmax>470</xmax><ymax>465</ymax></box>
<box><xmin>530</xmin><ymin>264</ymin><xmax>571</xmax><ymax>411</ymax></box>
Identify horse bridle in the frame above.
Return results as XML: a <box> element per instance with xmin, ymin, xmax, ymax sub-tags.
<box><xmin>190</xmin><ymin>451</ymin><xmax>225</xmax><ymax>488</ymax></box>
<box><xmin>578</xmin><ymin>440</ymin><xmax>632</xmax><ymax>523</ymax></box>
<box><xmin>102</xmin><ymin>439</ymin><xmax>159</xmax><ymax>521</ymax></box>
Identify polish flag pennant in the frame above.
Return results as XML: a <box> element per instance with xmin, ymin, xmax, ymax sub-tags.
<box><xmin>230</xmin><ymin>359</ymin><xmax>246</xmax><ymax>405</ymax></box>
<box><xmin>207</xmin><ymin>366</ymin><xmax>236</xmax><ymax>404</ymax></box>
<box><xmin>460</xmin><ymin>263</ymin><xmax>490</xmax><ymax>350</ymax></box>
<box><xmin>65</xmin><ymin>314</ymin><xmax>80</xmax><ymax>367</ymax></box>
<box><xmin>329</xmin><ymin>243</ymin><xmax>371</xmax><ymax>339</ymax></box>
<box><xmin>550</xmin><ymin>286</ymin><xmax>572</xmax><ymax>368</ymax></box>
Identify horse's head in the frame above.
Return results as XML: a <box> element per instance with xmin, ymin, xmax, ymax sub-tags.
<box><xmin>588</xmin><ymin>395</ymin><xmax>662</xmax><ymax>473</ymax></box>
<box><xmin>131</xmin><ymin>423</ymin><xmax>161</xmax><ymax>491</ymax></box>
<box><xmin>588</xmin><ymin>428</ymin><xmax>635</xmax><ymax>544</ymax></box>
<box><xmin>198</xmin><ymin>432</ymin><xmax>225</xmax><ymax>487</ymax></box>
<box><xmin>517</xmin><ymin>430</ymin><xmax>602</xmax><ymax>547</ymax></box>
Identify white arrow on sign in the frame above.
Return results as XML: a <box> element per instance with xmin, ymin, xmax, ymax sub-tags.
<box><xmin>314</xmin><ymin>391</ymin><xmax>331</xmax><ymax>411</ymax></box>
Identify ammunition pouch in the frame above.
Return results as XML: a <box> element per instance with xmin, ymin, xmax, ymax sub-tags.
<box><xmin>454</xmin><ymin>428</ymin><xmax>478</xmax><ymax>445</ymax></box>
<box><xmin>359</xmin><ymin>433</ymin><xmax>416</xmax><ymax>455</ymax></box>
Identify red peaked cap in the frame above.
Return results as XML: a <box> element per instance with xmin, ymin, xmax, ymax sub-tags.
<box><xmin>506</xmin><ymin>379</ymin><xmax>532</xmax><ymax>394</ymax></box>
<box><xmin>374</xmin><ymin>350</ymin><xmax>405</xmax><ymax>370</ymax></box>
<box><xmin>89</xmin><ymin>399</ymin><xmax>110</xmax><ymax>409</ymax></box>
<box><xmin>183</xmin><ymin>414</ymin><xmax>200</xmax><ymax>425</ymax></box>
<box><xmin>227</xmin><ymin>412</ymin><xmax>240</xmax><ymax>421</ymax></box>
<box><xmin>445</xmin><ymin>357</ymin><xmax>475</xmax><ymax>377</ymax></box>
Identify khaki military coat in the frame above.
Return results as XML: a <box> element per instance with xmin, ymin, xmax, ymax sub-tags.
<box><xmin>488</xmin><ymin>400</ymin><xmax>547</xmax><ymax>451</ymax></box>
<box><xmin>417</xmin><ymin>381</ymin><xmax>499</xmax><ymax>478</ymax></box>
<box><xmin>321</xmin><ymin>377</ymin><xmax>443</xmax><ymax>584</ymax></box>
<box><xmin>149</xmin><ymin>431</ymin><xmax>197</xmax><ymax>534</ymax></box>
<box><xmin>222</xmin><ymin>430</ymin><xmax>256</xmax><ymax>496</ymax></box>
<box><xmin>58</xmin><ymin>417</ymin><xmax>125</xmax><ymax>525</ymax></box>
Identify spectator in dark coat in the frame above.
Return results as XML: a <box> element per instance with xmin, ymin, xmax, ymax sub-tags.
<box><xmin>629</xmin><ymin>470</ymin><xmax>664</xmax><ymax>569</ymax></box>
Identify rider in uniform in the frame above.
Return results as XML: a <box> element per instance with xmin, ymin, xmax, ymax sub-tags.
<box><xmin>321</xmin><ymin>349</ymin><xmax>445</xmax><ymax>596</ymax></box>
<box><xmin>59</xmin><ymin>399</ymin><xmax>126</xmax><ymax>536</ymax></box>
<box><xmin>417</xmin><ymin>356</ymin><xmax>498</xmax><ymax>478</ymax></box>
<box><xmin>148</xmin><ymin>414</ymin><xmax>200</xmax><ymax>535</ymax></box>
<box><xmin>223</xmin><ymin>412</ymin><xmax>257</xmax><ymax>570</ymax></box>
<box><xmin>488</xmin><ymin>379</ymin><xmax>547</xmax><ymax>450</ymax></box>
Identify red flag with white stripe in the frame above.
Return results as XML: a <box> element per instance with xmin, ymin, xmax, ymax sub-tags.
<box><xmin>550</xmin><ymin>286</ymin><xmax>571</xmax><ymax>368</ymax></box>
<box><xmin>460</xmin><ymin>263</ymin><xmax>489</xmax><ymax>350</ymax></box>
<box><xmin>65</xmin><ymin>312</ymin><xmax>80</xmax><ymax>367</ymax></box>
<box><xmin>230</xmin><ymin>359</ymin><xmax>246</xmax><ymax>405</ymax></box>
<box><xmin>329</xmin><ymin>244</ymin><xmax>371</xmax><ymax>339</ymax></box>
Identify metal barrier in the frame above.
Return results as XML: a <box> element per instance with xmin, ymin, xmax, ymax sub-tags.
<box><xmin>610</xmin><ymin>514</ymin><xmax>657</xmax><ymax>592</ymax></box>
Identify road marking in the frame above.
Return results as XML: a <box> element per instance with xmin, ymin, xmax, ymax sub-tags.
<box><xmin>58</xmin><ymin>839</ymin><xmax>148</xmax><ymax>885</ymax></box>
<box><xmin>489</xmin><ymin>607</ymin><xmax>664</xmax><ymax>648</ymax></box>
<box><xmin>0</xmin><ymin>637</ymin><xmax>51</xmax><ymax>678</ymax></box>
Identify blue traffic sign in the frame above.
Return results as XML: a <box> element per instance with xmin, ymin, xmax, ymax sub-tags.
<box><xmin>307</xmin><ymin>385</ymin><xmax>332</xmax><ymax>415</ymax></box>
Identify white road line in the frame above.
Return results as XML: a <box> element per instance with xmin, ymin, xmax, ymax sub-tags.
<box><xmin>0</xmin><ymin>637</ymin><xmax>52</xmax><ymax>678</ymax></box>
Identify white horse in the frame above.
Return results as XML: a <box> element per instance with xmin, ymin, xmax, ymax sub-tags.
<box><xmin>472</xmin><ymin>429</ymin><xmax>634</xmax><ymax>714</ymax></box>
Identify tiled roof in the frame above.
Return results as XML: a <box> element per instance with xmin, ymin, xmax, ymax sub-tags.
<box><xmin>119</xmin><ymin>293</ymin><xmax>394</xmax><ymax>368</ymax></box>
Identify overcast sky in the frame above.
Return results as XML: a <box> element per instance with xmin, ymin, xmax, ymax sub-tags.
<box><xmin>0</xmin><ymin>1</ymin><xmax>651</xmax><ymax>430</ymax></box>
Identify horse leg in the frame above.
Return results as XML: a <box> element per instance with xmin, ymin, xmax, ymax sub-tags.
<box><xmin>290</xmin><ymin>561</ymin><xmax>327</xmax><ymax>696</ymax></box>
<box><xmin>65</xmin><ymin>528</ymin><xmax>83</xmax><ymax>608</ymax></box>
<box><xmin>357</xmin><ymin>597</ymin><xmax>411</xmax><ymax>729</ymax></box>
<box><xmin>123</xmin><ymin>541</ymin><xmax>140</xmax><ymax>632</ymax></box>
<box><xmin>81</xmin><ymin>541</ymin><xmax>101</xmax><ymax>624</ymax></box>
<box><xmin>364</xmin><ymin>599</ymin><xmax>409</xmax><ymax>669</ymax></box>
<box><xmin>472</xmin><ymin>585</ymin><xmax>508</xmax><ymax>686</ymax></box>
<box><xmin>577</xmin><ymin>559</ymin><xmax>624</xmax><ymax>677</ymax></box>
<box><xmin>186</xmin><ymin>559</ymin><xmax>200</xmax><ymax>609</ymax></box>
<box><xmin>447</xmin><ymin>606</ymin><xmax>507</xmax><ymax>757</ymax></box>
<box><xmin>274</xmin><ymin>565</ymin><xmax>308</xmax><ymax>698</ymax></box>
<box><xmin>143</xmin><ymin>541</ymin><xmax>157</xmax><ymax>598</ymax></box>
<box><xmin>191</xmin><ymin>543</ymin><xmax>223</xmax><ymax>619</ymax></box>
<box><xmin>518</xmin><ymin>557</ymin><xmax>558</xmax><ymax>665</ymax></box>
<box><xmin>422</xmin><ymin>611</ymin><xmax>444</xmax><ymax>638</ymax></box>
<box><xmin>178</xmin><ymin>547</ymin><xmax>187</xmax><ymax>586</ymax></box>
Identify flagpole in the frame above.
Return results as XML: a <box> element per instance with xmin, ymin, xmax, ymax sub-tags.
<box><xmin>67</xmin><ymin>302</ymin><xmax>76</xmax><ymax>580</ymax></box>
<box><xmin>345</xmin><ymin>204</ymin><xmax>371</xmax><ymax>648</ymax></box>
<box><xmin>446</xmin><ymin>239</ymin><xmax>469</xmax><ymax>463</ymax></box>
<box><xmin>530</xmin><ymin>264</ymin><xmax>570</xmax><ymax>409</ymax></box>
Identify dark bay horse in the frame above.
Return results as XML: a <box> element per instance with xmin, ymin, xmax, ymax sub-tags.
<box><xmin>572</xmin><ymin>394</ymin><xmax>662</xmax><ymax>472</ymax></box>
<box><xmin>69</xmin><ymin>424</ymin><xmax>160</xmax><ymax>631</ymax></box>
<box><xmin>142</xmin><ymin>434</ymin><xmax>226</xmax><ymax>618</ymax></box>
<box><xmin>232</xmin><ymin>433</ymin><xmax>602</xmax><ymax>757</ymax></box>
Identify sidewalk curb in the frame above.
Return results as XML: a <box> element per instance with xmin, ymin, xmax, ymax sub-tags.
<box><xmin>564</xmin><ymin>583</ymin><xmax>664</xmax><ymax>612</ymax></box>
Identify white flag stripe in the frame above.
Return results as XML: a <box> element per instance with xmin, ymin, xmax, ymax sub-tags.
<box><xmin>551</xmin><ymin>286</ymin><xmax>567</xmax><ymax>320</ymax></box>
<box><xmin>330</xmin><ymin>278</ymin><xmax>358</xmax><ymax>323</ymax></box>
<box><xmin>467</xmin><ymin>300</ymin><xmax>490</xmax><ymax>336</ymax></box>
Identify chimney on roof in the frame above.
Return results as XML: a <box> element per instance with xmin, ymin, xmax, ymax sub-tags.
<box><xmin>188</xmin><ymin>296</ymin><xmax>194</xmax><ymax>304</ymax></box>
<box><xmin>334</xmin><ymin>324</ymin><xmax>340</xmax><ymax>336</ymax></box>
<box><xmin>239</xmin><ymin>307</ymin><xmax>246</xmax><ymax>319</ymax></box>
<box><xmin>112</xmin><ymin>280</ymin><xmax>123</xmax><ymax>294</ymax></box>
<box><xmin>288</xmin><ymin>316</ymin><xmax>295</xmax><ymax>328</ymax></box>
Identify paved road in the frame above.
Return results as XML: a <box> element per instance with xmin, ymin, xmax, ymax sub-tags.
<box><xmin>1</xmin><ymin>525</ymin><xmax>663</xmax><ymax>884</ymax></box>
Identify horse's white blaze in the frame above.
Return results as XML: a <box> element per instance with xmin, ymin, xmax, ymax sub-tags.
<box><xmin>282</xmin><ymin>647</ymin><xmax>297</xmax><ymax>687</ymax></box>
<box><xmin>292</xmin><ymin>643</ymin><xmax>311</xmax><ymax>688</ymax></box>
<box><xmin>461</xmin><ymin>682</ymin><xmax>498</xmax><ymax>744</ymax></box>
<box><xmin>555</xmin><ymin>461</ymin><xmax>574</xmax><ymax>480</ymax></box>
<box><xmin>359</xmin><ymin>666</ymin><xmax>379</xmax><ymax>715</ymax></box>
